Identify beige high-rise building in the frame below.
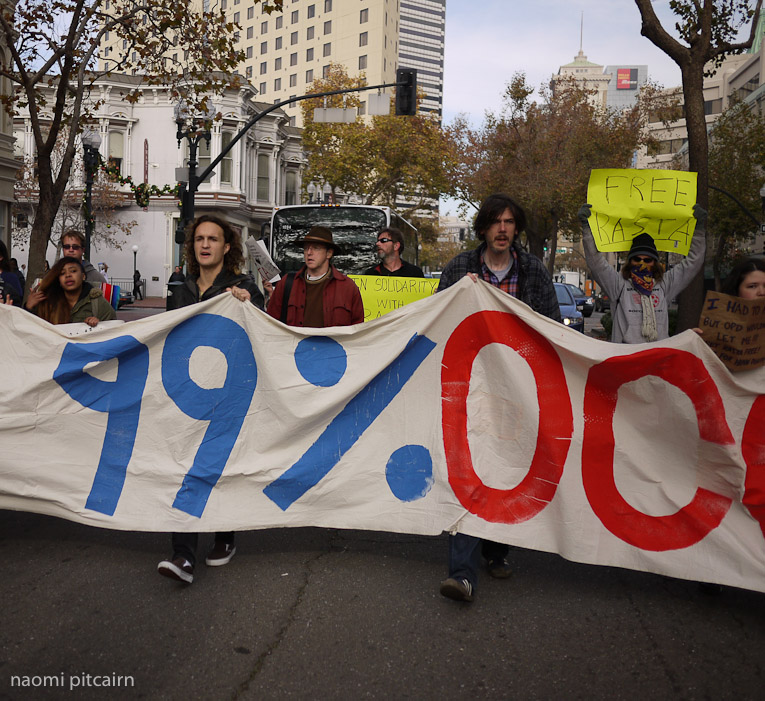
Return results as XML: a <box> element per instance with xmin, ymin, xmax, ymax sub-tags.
<box><xmin>100</xmin><ymin>0</ymin><xmax>446</xmax><ymax>128</ymax></box>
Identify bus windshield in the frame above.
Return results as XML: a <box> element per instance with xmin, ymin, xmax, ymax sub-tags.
<box><xmin>271</xmin><ymin>205</ymin><xmax>389</xmax><ymax>274</ymax></box>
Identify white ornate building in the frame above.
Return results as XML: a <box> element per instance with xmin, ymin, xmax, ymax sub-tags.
<box><xmin>13</xmin><ymin>74</ymin><xmax>304</xmax><ymax>296</ymax></box>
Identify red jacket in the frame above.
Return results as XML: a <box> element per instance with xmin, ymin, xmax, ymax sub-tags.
<box><xmin>267</xmin><ymin>265</ymin><xmax>364</xmax><ymax>327</ymax></box>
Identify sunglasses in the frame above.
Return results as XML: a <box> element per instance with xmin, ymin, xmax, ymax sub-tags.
<box><xmin>632</xmin><ymin>256</ymin><xmax>654</xmax><ymax>263</ymax></box>
<box><xmin>376</xmin><ymin>238</ymin><xmax>393</xmax><ymax>244</ymax></box>
<box><xmin>62</xmin><ymin>244</ymin><xmax>83</xmax><ymax>250</ymax></box>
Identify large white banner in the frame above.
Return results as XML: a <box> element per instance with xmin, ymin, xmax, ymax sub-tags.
<box><xmin>1</xmin><ymin>277</ymin><xmax>764</xmax><ymax>591</ymax></box>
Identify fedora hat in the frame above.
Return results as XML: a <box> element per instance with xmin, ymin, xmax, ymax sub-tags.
<box><xmin>294</xmin><ymin>225</ymin><xmax>342</xmax><ymax>255</ymax></box>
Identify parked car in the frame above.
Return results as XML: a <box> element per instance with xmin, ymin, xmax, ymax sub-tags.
<box><xmin>594</xmin><ymin>291</ymin><xmax>610</xmax><ymax>312</ymax></box>
<box><xmin>553</xmin><ymin>283</ymin><xmax>584</xmax><ymax>333</ymax></box>
<box><xmin>565</xmin><ymin>284</ymin><xmax>595</xmax><ymax>317</ymax></box>
<box><xmin>118</xmin><ymin>288</ymin><xmax>134</xmax><ymax>308</ymax></box>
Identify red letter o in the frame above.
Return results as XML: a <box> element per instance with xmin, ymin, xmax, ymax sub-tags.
<box><xmin>441</xmin><ymin>311</ymin><xmax>573</xmax><ymax>524</ymax></box>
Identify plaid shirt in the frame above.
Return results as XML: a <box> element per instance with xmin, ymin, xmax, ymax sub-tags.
<box><xmin>480</xmin><ymin>246</ymin><xmax>519</xmax><ymax>297</ymax></box>
<box><xmin>437</xmin><ymin>242</ymin><xmax>561</xmax><ymax>322</ymax></box>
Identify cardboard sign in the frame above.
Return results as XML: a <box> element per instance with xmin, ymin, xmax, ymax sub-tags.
<box><xmin>699</xmin><ymin>290</ymin><xmax>765</xmax><ymax>372</ymax></box>
<box><xmin>350</xmin><ymin>275</ymin><xmax>438</xmax><ymax>321</ymax></box>
<box><xmin>587</xmin><ymin>168</ymin><xmax>697</xmax><ymax>255</ymax></box>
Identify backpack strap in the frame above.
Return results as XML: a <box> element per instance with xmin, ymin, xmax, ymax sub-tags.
<box><xmin>280</xmin><ymin>272</ymin><xmax>297</xmax><ymax>324</ymax></box>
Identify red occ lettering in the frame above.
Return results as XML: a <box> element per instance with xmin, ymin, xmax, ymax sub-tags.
<box><xmin>441</xmin><ymin>311</ymin><xmax>573</xmax><ymax>524</ymax></box>
<box><xmin>582</xmin><ymin>349</ymin><xmax>734</xmax><ymax>551</ymax></box>
<box><xmin>742</xmin><ymin>395</ymin><xmax>765</xmax><ymax>538</ymax></box>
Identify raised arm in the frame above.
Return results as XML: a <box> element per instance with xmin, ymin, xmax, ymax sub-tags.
<box><xmin>579</xmin><ymin>204</ymin><xmax>622</xmax><ymax>299</ymax></box>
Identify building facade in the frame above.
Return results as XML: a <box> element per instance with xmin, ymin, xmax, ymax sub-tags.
<box><xmin>0</xmin><ymin>0</ymin><xmax>17</xmax><ymax>249</ymax></box>
<box><xmin>100</xmin><ymin>0</ymin><xmax>445</xmax><ymax>128</ymax></box>
<box><xmin>553</xmin><ymin>49</ymin><xmax>647</xmax><ymax>111</ymax></box>
<box><xmin>12</xmin><ymin>75</ymin><xmax>303</xmax><ymax>296</ymax></box>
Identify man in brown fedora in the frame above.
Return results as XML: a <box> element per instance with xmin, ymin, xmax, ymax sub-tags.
<box><xmin>266</xmin><ymin>225</ymin><xmax>364</xmax><ymax>327</ymax></box>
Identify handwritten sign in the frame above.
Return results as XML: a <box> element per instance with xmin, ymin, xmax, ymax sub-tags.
<box><xmin>350</xmin><ymin>275</ymin><xmax>438</xmax><ymax>321</ymax></box>
<box><xmin>587</xmin><ymin>168</ymin><xmax>697</xmax><ymax>256</ymax></box>
<box><xmin>699</xmin><ymin>290</ymin><xmax>765</xmax><ymax>372</ymax></box>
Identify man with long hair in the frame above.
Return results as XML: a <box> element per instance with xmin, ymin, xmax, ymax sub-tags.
<box><xmin>158</xmin><ymin>214</ymin><xmax>263</xmax><ymax>585</ymax></box>
<box><xmin>437</xmin><ymin>193</ymin><xmax>560</xmax><ymax>604</ymax></box>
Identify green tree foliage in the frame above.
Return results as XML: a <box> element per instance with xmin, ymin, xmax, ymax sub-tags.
<box><xmin>447</xmin><ymin>74</ymin><xmax>657</xmax><ymax>271</ymax></box>
<box><xmin>706</xmin><ymin>99</ymin><xmax>765</xmax><ymax>286</ymax></box>
<box><xmin>0</xmin><ymin>0</ymin><xmax>282</xmax><ymax>291</ymax></box>
<box><xmin>300</xmin><ymin>63</ymin><xmax>456</xmax><ymax>215</ymax></box>
<box><xmin>634</xmin><ymin>0</ymin><xmax>762</xmax><ymax>329</ymax></box>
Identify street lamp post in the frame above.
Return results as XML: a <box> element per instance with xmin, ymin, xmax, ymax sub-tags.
<box><xmin>173</xmin><ymin>100</ymin><xmax>215</xmax><ymax>249</ymax></box>
<box><xmin>81</xmin><ymin>129</ymin><xmax>102</xmax><ymax>261</ymax></box>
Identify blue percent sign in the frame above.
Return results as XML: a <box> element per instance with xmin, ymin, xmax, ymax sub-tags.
<box><xmin>264</xmin><ymin>333</ymin><xmax>437</xmax><ymax>510</ymax></box>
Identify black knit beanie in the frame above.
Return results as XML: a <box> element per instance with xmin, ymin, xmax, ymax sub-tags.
<box><xmin>628</xmin><ymin>233</ymin><xmax>659</xmax><ymax>261</ymax></box>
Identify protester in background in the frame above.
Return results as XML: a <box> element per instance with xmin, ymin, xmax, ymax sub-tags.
<box><xmin>579</xmin><ymin>204</ymin><xmax>706</xmax><ymax>343</ymax></box>
<box><xmin>59</xmin><ymin>229</ymin><xmax>107</xmax><ymax>284</ymax></box>
<box><xmin>9</xmin><ymin>258</ymin><xmax>25</xmax><ymax>292</ymax></box>
<box><xmin>721</xmin><ymin>257</ymin><xmax>765</xmax><ymax>300</ymax></box>
<box><xmin>0</xmin><ymin>241</ymin><xmax>24</xmax><ymax>305</ymax></box>
<box><xmin>436</xmin><ymin>193</ymin><xmax>560</xmax><ymax>604</ymax></box>
<box><xmin>363</xmin><ymin>227</ymin><xmax>424</xmax><ymax>277</ymax></box>
<box><xmin>266</xmin><ymin>225</ymin><xmax>364</xmax><ymax>327</ymax></box>
<box><xmin>168</xmin><ymin>265</ymin><xmax>185</xmax><ymax>283</ymax></box>
<box><xmin>133</xmin><ymin>269</ymin><xmax>143</xmax><ymax>300</ymax></box>
<box><xmin>25</xmin><ymin>257</ymin><xmax>116</xmax><ymax>326</ymax></box>
<box><xmin>158</xmin><ymin>214</ymin><xmax>263</xmax><ymax>585</ymax></box>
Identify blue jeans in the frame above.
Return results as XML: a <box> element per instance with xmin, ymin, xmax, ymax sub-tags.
<box><xmin>448</xmin><ymin>534</ymin><xmax>509</xmax><ymax>589</ymax></box>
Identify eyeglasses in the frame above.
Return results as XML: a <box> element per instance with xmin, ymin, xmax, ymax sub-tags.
<box><xmin>376</xmin><ymin>238</ymin><xmax>393</xmax><ymax>244</ymax></box>
<box><xmin>632</xmin><ymin>256</ymin><xmax>654</xmax><ymax>263</ymax></box>
<box><xmin>62</xmin><ymin>244</ymin><xmax>83</xmax><ymax>250</ymax></box>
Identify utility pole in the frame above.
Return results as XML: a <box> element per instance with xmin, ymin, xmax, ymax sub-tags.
<box><xmin>174</xmin><ymin>71</ymin><xmax>418</xmax><ymax>243</ymax></box>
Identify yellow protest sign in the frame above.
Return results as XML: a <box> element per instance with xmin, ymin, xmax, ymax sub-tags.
<box><xmin>587</xmin><ymin>168</ymin><xmax>697</xmax><ymax>256</ymax></box>
<box><xmin>350</xmin><ymin>275</ymin><xmax>438</xmax><ymax>321</ymax></box>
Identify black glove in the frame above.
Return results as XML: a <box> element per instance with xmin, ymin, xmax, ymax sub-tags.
<box><xmin>578</xmin><ymin>204</ymin><xmax>592</xmax><ymax>226</ymax></box>
<box><xmin>692</xmin><ymin>204</ymin><xmax>707</xmax><ymax>226</ymax></box>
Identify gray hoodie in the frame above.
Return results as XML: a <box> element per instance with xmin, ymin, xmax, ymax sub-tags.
<box><xmin>582</xmin><ymin>216</ymin><xmax>706</xmax><ymax>343</ymax></box>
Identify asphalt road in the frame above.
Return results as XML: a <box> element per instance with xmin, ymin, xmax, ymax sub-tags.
<box><xmin>1</xmin><ymin>509</ymin><xmax>764</xmax><ymax>700</ymax></box>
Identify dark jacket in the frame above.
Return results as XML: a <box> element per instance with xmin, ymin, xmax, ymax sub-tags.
<box><xmin>363</xmin><ymin>260</ymin><xmax>425</xmax><ymax>277</ymax></box>
<box><xmin>0</xmin><ymin>271</ymin><xmax>23</xmax><ymax>305</ymax></box>
<box><xmin>437</xmin><ymin>242</ymin><xmax>561</xmax><ymax>322</ymax></box>
<box><xmin>70</xmin><ymin>284</ymin><xmax>117</xmax><ymax>323</ymax></box>
<box><xmin>266</xmin><ymin>265</ymin><xmax>364</xmax><ymax>327</ymax></box>
<box><xmin>167</xmin><ymin>269</ymin><xmax>264</xmax><ymax>311</ymax></box>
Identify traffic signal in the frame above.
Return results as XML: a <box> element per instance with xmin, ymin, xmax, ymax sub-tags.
<box><xmin>395</xmin><ymin>68</ymin><xmax>417</xmax><ymax>116</ymax></box>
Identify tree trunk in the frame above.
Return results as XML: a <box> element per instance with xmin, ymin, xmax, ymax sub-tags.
<box><xmin>713</xmin><ymin>228</ymin><xmax>728</xmax><ymax>291</ymax></box>
<box><xmin>546</xmin><ymin>222</ymin><xmax>559</xmax><ymax>275</ymax></box>
<box><xmin>674</xmin><ymin>64</ymin><xmax>709</xmax><ymax>333</ymax></box>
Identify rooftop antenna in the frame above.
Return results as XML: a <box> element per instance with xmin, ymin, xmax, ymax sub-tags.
<box><xmin>580</xmin><ymin>11</ymin><xmax>584</xmax><ymax>52</ymax></box>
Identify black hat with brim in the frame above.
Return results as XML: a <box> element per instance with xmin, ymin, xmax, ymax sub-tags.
<box><xmin>294</xmin><ymin>225</ymin><xmax>342</xmax><ymax>255</ymax></box>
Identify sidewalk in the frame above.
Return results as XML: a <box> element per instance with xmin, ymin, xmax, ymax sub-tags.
<box><xmin>129</xmin><ymin>296</ymin><xmax>165</xmax><ymax>309</ymax></box>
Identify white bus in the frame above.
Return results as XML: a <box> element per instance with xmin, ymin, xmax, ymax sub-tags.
<box><xmin>266</xmin><ymin>204</ymin><xmax>418</xmax><ymax>275</ymax></box>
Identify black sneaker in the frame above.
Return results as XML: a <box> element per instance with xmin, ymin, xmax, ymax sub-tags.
<box><xmin>157</xmin><ymin>557</ymin><xmax>194</xmax><ymax>584</ymax></box>
<box><xmin>205</xmin><ymin>542</ymin><xmax>236</xmax><ymax>567</ymax></box>
<box><xmin>487</xmin><ymin>558</ymin><xmax>513</xmax><ymax>579</ymax></box>
<box><xmin>439</xmin><ymin>577</ymin><xmax>473</xmax><ymax>602</ymax></box>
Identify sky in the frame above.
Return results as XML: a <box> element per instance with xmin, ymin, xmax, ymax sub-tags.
<box><xmin>442</xmin><ymin>0</ymin><xmax>682</xmax><ymax>124</ymax></box>
<box><xmin>439</xmin><ymin>0</ymin><xmax>684</xmax><ymax>214</ymax></box>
